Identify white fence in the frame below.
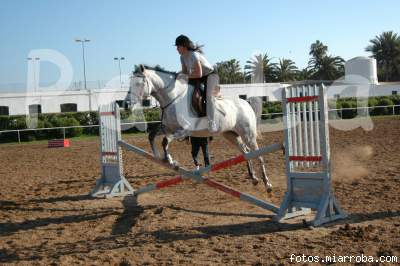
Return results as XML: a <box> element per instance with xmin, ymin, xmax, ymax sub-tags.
<box><xmin>0</xmin><ymin>105</ymin><xmax>399</xmax><ymax>143</ymax></box>
<box><xmin>261</xmin><ymin>104</ymin><xmax>400</xmax><ymax>119</ymax></box>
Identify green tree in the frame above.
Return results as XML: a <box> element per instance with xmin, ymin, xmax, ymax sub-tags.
<box><xmin>244</xmin><ymin>53</ymin><xmax>277</xmax><ymax>83</ymax></box>
<box><xmin>215</xmin><ymin>59</ymin><xmax>244</xmax><ymax>84</ymax></box>
<box><xmin>307</xmin><ymin>40</ymin><xmax>345</xmax><ymax>80</ymax></box>
<box><xmin>309</xmin><ymin>40</ymin><xmax>328</xmax><ymax>66</ymax></box>
<box><xmin>297</xmin><ymin>68</ymin><xmax>312</xmax><ymax>81</ymax></box>
<box><xmin>365</xmin><ymin>31</ymin><xmax>400</xmax><ymax>81</ymax></box>
<box><xmin>275</xmin><ymin>58</ymin><xmax>299</xmax><ymax>82</ymax></box>
<box><xmin>317</xmin><ymin>56</ymin><xmax>345</xmax><ymax>80</ymax></box>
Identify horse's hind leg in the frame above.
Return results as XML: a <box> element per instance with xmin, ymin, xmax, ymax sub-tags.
<box><xmin>162</xmin><ymin>135</ymin><xmax>177</xmax><ymax>166</ymax></box>
<box><xmin>222</xmin><ymin>131</ymin><xmax>259</xmax><ymax>185</ymax></box>
<box><xmin>246</xmin><ymin>138</ymin><xmax>272</xmax><ymax>193</ymax></box>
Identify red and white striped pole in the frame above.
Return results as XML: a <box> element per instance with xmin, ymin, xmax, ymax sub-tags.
<box><xmin>121</xmin><ymin>140</ymin><xmax>281</xmax><ymax>213</ymax></box>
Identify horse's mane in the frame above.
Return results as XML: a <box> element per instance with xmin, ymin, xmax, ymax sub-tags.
<box><xmin>134</xmin><ymin>64</ymin><xmax>177</xmax><ymax>76</ymax></box>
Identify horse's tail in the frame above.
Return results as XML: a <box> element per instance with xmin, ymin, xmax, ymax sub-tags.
<box><xmin>247</xmin><ymin>96</ymin><xmax>263</xmax><ymax>133</ymax></box>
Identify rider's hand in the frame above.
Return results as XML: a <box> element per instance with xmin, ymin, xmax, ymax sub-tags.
<box><xmin>177</xmin><ymin>73</ymin><xmax>188</xmax><ymax>81</ymax></box>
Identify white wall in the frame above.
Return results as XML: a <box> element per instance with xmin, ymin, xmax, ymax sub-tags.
<box><xmin>0</xmin><ymin>89</ymin><xmax>129</xmax><ymax>115</ymax></box>
<box><xmin>371</xmin><ymin>83</ymin><xmax>400</xmax><ymax>97</ymax></box>
<box><xmin>324</xmin><ymin>82</ymin><xmax>400</xmax><ymax>98</ymax></box>
<box><xmin>1</xmin><ymin>82</ymin><xmax>399</xmax><ymax>116</ymax></box>
<box><xmin>221</xmin><ymin>82</ymin><xmax>400</xmax><ymax>102</ymax></box>
<box><xmin>220</xmin><ymin>83</ymin><xmax>289</xmax><ymax>101</ymax></box>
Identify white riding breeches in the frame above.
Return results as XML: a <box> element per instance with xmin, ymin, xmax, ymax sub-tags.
<box><xmin>206</xmin><ymin>73</ymin><xmax>220</xmax><ymax>122</ymax></box>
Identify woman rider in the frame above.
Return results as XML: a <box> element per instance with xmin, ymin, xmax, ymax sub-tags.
<box><xmin>175</xmin><ymin>34</ymin><xmax>220</xmax><ymax>132</ymax></box>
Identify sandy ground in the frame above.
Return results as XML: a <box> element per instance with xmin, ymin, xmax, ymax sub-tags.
<box><xmin>0</xmin><ymin>118</ymin><xmax>399</xmax><ymax>265</ymax></box>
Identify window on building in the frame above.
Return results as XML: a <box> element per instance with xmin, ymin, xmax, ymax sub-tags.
<box><xmin>262</xmin><ymin>96</ymin><xmax>269</xmax><ymax>103</ymax></box>
<box><xmin>116</xmin><ymin>100</ymin><xmax>129</xmax><ymax>109</ymax></box>
<box><xmin>142</xmin><ymin>99</ymin><xmax>151</xmax><ymax>107</ymax></box>
<box><xmin>116</xmin><ymin>100</ymin><xmax>124</xmax><ymax>108</ymax></box>
<box><xmin>60</xmin><ymin>103</ymin><xmax>78</xmax><ymax>113</ymax></box>
<box><xmin>29</xmin><ymin>104</ymin><xmax>41</xmax><ymax>114</ymax></box>
<box><xmin>392</xmin><ymin>91</ymin><xmax>398</xmax><ymax>95</ymax></box>
<box><xmin>0</xmin><ymin>106</ymin><xmax>9</xmax><ymax>116</ymax></box>
<box><xmin>239</xmin><ymin>95</ymin><xmax>247</xmax><ymax>100</ymax></box>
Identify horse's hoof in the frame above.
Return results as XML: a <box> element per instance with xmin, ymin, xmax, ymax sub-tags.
<box><xmin>251</xmin><ymin>179</ymin><xmax>259</xmax><ymax>186</ymax></box>
<box><xmin>266</xmin><ymin>185</ymin><xmax>273</xmax><ymax>193</ymax></box>
<box><xmin>172</xmin><ymin>161</ymin><xmax>180</xmax><ymax>170</ymax></box>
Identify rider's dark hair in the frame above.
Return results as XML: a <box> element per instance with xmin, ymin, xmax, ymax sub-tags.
<box><xmin>175</xmin><ymin>34</ymin><xmax>204</xmax><ymax>53</ymax></box>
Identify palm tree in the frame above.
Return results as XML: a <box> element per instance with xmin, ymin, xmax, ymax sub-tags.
<box><xmin>297</xmin><ymin>68</ymin><xmax>312</xmax><ymax>81</ymax></box>
<box><xmin>276</xmin><ymin>58</ymin><xmax>299</xmax><ymax>82</ymax></box>
<box><xmin>318</xmin><ymin>56</ymin><xmax>345</xmax><ymax>80</ymax></box>
<box><xmin>308</xmin><ymin>40</ymin><xmax>328</xmax><ymax>76</ymax></box>
<box><xmin>307</xmin><ymin>40</ymin><xmax>345</xmax><ymax>80</ymax></box>
<box><xmin>309</xmin><ymin>40</ymin><xmax>328</xmax><ymax>66</ymax></box>
<box><xmin>366</xmin><ymin>31</ymin><xmax>400</xmax><ymax>81</ymax></box>
<box><xmin>244</xmin><ymin>53</ymin><xmax>277</xmax><ymax>83</ymax></box>
<box><xmin>215</xmin><ymin>59</ymin><xmax>244</xmax><ymax>84</ymax></box>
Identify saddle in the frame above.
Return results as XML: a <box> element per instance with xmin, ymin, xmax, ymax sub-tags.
<box><xmin>190</xmin><ymin>80</ymin><xmax>207</xmax><ymax>117</ymax></box>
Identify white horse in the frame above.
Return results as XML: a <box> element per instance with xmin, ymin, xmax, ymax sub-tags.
<box><xmin>130</xmin><ymin>65</ymin><xmax>273</xmax><ymax>192</ymax></box>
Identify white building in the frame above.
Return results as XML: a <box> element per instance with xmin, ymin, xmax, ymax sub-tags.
<box><xmin>219</xmin><ymin>56</ymin><xmax>400</xmax><ymax>101</ymax></box>
<box><xmin>0</xmin><ymin>89</ymin><xmax>130</xmax><ymax>115</ymax></box>
<box><xmin>0</xmin><ymin>56</ymin><xmax>399</xmax><ymax>116</ymax></box>
<box><xmin>219</xmin><ymin>81</ymin><xmax>400</xmax><ymax>103</ymax></box>
<box><xmin>219</xmin><ymin>83</ymin><xmax>290</xmax><ymax>102</ymax></box>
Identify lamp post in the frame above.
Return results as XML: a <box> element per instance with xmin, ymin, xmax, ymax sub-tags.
<box><xmin>27</xmin><ymin>57</ymin><xmax>40</xmax><ymax>92</ymax></box>
<box><xmin>114</xmin><ymin>57</ymin><xmax>125</xmax><ymax>88</ymax></box>
<box><xmin>75</xmin><ymin>38</ymin><xmax>90</xmax><ymax>90</ymax></box>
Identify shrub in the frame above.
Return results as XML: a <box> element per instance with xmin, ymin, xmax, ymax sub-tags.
<box><xmin>262</xmin><ymin>102</ymin><xmax>282</xmax><ymax>119</ymax></box>
<box><xmin>368</xmin><ymin>97</ymin><xmax>394</xmax><ymax>116</ymax></box>
<box><xmin>368</xmin><ymin>98</ymin><xmax>379</xmax><ymax>107</ymax></box>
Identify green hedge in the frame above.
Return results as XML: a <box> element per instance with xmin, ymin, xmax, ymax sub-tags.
<box><xmin>261</xmin><ymin>95</ymin><xmax>400</xmax><ymax>119</ymax></box>
<box><xmin>0</xmin><ymin>95</ymin><xmax>398</xmax><ymax>143</ymax></box>
<box><xmin>0</xmin><ymin>108</ymin><xmax>161</xmax><ymax>143</ymax></box>
<box><xmin>262</xmin><ymin>101</ymin><xmax>282</xmax><ymax>119</ymax></box>
<box><xmin>333</xmin><ymin>95</ymin><xmax>400</xmax><ymax>118</ymax></box>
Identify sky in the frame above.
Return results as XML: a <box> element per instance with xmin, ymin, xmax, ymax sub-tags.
<box><xmin>0</xmin><ymin>0</ymin><xmax>399</xmax><ymax>90</ymax></box>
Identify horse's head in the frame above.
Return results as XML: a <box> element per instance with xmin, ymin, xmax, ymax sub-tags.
<box><xmin>130</xmin><ymin>64</ymin><xmax>179</xmax><ymax>107</ymax></box>
<box><xmin>130</xmin><ymin>64</ymin><xmax>153</xmax><ymax>105</ymax></box>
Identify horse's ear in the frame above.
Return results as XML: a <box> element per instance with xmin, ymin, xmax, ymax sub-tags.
<box><xmin>140</xmin><ymin>64</ymin><xmax>145</xmax><ymax>73</ymax></box>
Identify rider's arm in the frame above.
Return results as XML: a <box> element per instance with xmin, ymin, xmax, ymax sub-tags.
<box><xmin>188</xmin><ymin>60</ymin><xmax>202</xmax><ymax>79</ymax></box>
<box><xmin>181</xmin><ymin>63</ymin><xmax>188</xmax><ymax>74</ymax></box>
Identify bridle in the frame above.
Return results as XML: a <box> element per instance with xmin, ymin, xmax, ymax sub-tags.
<box><xmin>138</xmin><ymin>70</ymin><xmax>183</xmax><ymax>110</ymax></box>
<box><xmin>132</xmin><ymin>73</ymin><xmax>152</xmax><ymax>101</ymax></box>
<box><xmin>133</xmin><ymin>68</ymin><xmax>187</xmax><ymax>135</ymax></box>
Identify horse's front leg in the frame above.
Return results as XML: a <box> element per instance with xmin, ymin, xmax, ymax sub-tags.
<box><xmin>148</xmin><ymin>125</ymin><xmax>162</xmax><ymax>159</ymax></box>
<box><xmin>162</xmin><ymin>135</ymin><xmax>177</xmax><ymax>166</ymax></box>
